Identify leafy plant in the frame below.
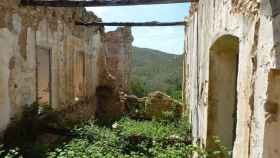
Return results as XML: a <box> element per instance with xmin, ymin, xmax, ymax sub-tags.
<box><xmin>0</xmin><ymin>144</ymin><xmax>23</xmax><ymax>158</ymax></box>
<box><xmin>2</xmin><ymin>102</ymin><xmax>59</xmax><ymax>158</ymax></box>
<box><xmin>117</xmin><ymin>118</ymin><xmax>190</xmax><ymax>140</ymax></box>
<box><xmin>167</xmin><ymin>88</ymin><xmax>182</xmax><ymax>101</ymax></box>
<box><xmin>4</xmin><ymin>102</ymin><xmax>42</xmax><ymax>147</ymax></box>
<box><xmin>1</xmin><ymin>108</ymin><xmax>229</xmax><ymax>158</ymax></box>
<box><xmin>206</xmin><ymin>137</ymin><xmax>232</xmax><ymax>158</ymax></box>
<box><xmin>46</xmin><ymin>118</ymin><xmax>200</xmax><ymax>158</ymax></box>
<box><xmin>129</xmin><ymin>80</ymin><xmax>148</xmax><ymax>97</ymax></box>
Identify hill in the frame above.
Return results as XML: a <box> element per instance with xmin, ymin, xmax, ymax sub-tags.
<box><xmin>129</xmin><ymin>47</ymin><xmax>183</xmax><ymax>99</ymax></box>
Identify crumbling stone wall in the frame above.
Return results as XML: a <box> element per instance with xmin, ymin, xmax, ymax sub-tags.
<box><xmin>95</xmin><ymin>27</ymin><xmax>133</xmax><ymax>123</ymax></box>
<box><xmin>102</xmin><ymin>27</ymin><xmax>133</xmax><ymax>92</ymax></box>
<box><xmin>231</xmin><ymin>0</ymin><xmax>259</xmax><ymax>15</ymax></box>
<box><xmin>184</xmin><ymin>0</ymin><xmax>280</xmax><ymax>157</ymax></box>
<box><xmin>0</xmin><ymin>0</ymin><xmax>101</xmax><ymax>132</ymax></box>
<box><xmin>0</xmin><ymin>0</ymin><xmax>133</xmax><ymax>133</ymax></box>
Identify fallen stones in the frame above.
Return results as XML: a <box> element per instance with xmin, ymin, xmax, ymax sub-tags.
<box><xmin>125</xmin><ymin>91</ymin><xmax>184</xmax><ymax>120</ymax></box>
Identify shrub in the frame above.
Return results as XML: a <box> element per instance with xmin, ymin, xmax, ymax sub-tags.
<box><xmin>116</xmin><ymin>118</ymin><xmax>190</xmax><ymax>140</ymax></box>
<box><xmin>47</xmin><ymin>118</ymin><xmax>200</xmax><ymax>158</ymax></box>
<box><xmin>1</xmin><ymin>110</ymin><xmax>228</xmax><ymax>158</ymax></box>
<box><xmin>129</xmin><ymin>80</ymin><xmax>148</xmax><ymax>97</ymax></box>
<box><xmin>4</xmin><ymin>102</ymin><xmax>43</xmax><ymax>148</ymax></box>
<box><xmin>166</xmin><ymin>88</ymin><xmax>182</xmax><ymax>101</ymax></box>
<box><xmin>2</xmin><ymin>102</ymin><xmax>59</xmax><ymax>158</ymax></box>
<box><xmin>159</xmin><ymin>102</ymin><xmax>183</xmax><ymax>123</ymax></box>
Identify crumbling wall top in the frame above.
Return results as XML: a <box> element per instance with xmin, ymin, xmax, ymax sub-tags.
<box><xmin>189</xmin><ymin>2</ymin><xmax>198</xmax><ymax>16</ymax></box>
<box><xmin>189</xmin><ymin>0</ymin><xmax>260</xmax><ymax>16</ymax></box>
<box><xmin>231</xmin><ymin>0</ymin><xmax>259</xmax><ymax>15</ymax></box>
<box><xmin>0</xmin><ymin>0</ymin><xmax>101</xmax><ymax>31</ymax></box>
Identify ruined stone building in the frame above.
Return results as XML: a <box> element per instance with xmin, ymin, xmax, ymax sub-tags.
<box><xmin>184</xmin><ymin>0</ymin><xmax>280</xmax><ymax>157</ymax></box>
<box><xmin>0</xmin><ymin>0</ymin><xmax>133</xmax><ymax>134</ymax></box>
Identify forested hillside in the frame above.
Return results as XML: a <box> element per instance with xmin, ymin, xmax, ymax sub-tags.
<box><xmin>129</xmin><ymin>47</ymin><xmax>183</xmax><ymax>99</ymax></box>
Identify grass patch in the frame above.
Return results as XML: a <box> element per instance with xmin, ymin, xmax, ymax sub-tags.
<box><xmin>117</xmin><ymin>118</ymin><xmax>190</xmax><ymax>140</ymax></box>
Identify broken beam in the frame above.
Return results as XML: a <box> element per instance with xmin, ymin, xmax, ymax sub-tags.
<box><xmin>75</xmin><ymin>21</ymin><xmax>186</xmax><ymax>27</ymax></box>
<box><xmin>21</xmin><ymin>0</ymin><xmax>198</xmax><ymax>7</ymax></box>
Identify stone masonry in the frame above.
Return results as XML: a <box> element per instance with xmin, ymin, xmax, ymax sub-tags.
<box><xmin>95</xmin><ymin>27</ymin><xmax>134</xmax><ymax>123</ymax></box>
<box><xmin>0</xmin><ymin>0</ymin><xmax>133</xmax><ymax>134</ymax></box>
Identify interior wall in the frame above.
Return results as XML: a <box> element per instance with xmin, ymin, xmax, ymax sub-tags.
<box><xmin>0</xmin><ymin>29</ymin><xmax>15</xmax><ymax>133</ymax></box>
<box><xmin>0</xmin><ymin>0</ymin><xmax>104</xmax><ymax>132</ymax></box>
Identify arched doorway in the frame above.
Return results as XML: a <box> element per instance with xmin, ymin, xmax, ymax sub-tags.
<box><xmin>207</xmin><ymin>35</ymin><xmax>239</xmax><ymax>150</ymax></box>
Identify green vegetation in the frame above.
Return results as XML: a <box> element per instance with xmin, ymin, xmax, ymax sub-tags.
<box><xmin>47</xmin><ymin>118</ymin><xmax>199</xmax><ymax>158</ymax></box>
<box><xmin>0</xmin><ymin>113</ymin><xmax>231</xmax><ymax>158</ymax></box>
<box><xmin>0</xmin><ymin>145</ymin><xmax>22</xmax><ymax>158</ymax></box>
<box><xmin>0</xmin><ymin>103</ymin><xmax>60</xmax><ymax>158</ymax></box>
<box><xmin>130</xmin><ymin>47</ymin><xmax>183</xmax><ymax>99</ymax></box>
<box><xmin>117</xmin><ymin>118</ymin><xmax>191</xmax><ymax>139</ymax></box>
<box><xmin>0</xmin><ymin>47</ymin><xmax>232</xmax><ymax>157</ymax></box>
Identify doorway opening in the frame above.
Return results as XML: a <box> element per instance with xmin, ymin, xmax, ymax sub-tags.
<box><xmin>207</xmin><ymin>35</ymin><xmax>239</xmax><ymax>150</ymax></box>
<box><xmin>74</xmin><ymin>51</ymin><xmax>85</xmax><ymax>101</ymax></box>
<box><xmin>36</xmin><ymin>47</ymin><xmax>52</xmax><ymax>106</ymax></box>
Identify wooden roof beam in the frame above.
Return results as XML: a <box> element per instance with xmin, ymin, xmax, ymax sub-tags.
<box><xmin>75</xmin><ymin>21</ymin><xmax>186</xmax><ymax>27</ymax></box>
<box><xmin>21</xmin><ymin>0</ymin><xmax>198</xmax><ymax>7</ymax></box>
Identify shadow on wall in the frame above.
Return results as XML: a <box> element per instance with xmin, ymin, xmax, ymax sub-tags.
<box><xmin>95</xmin><ymin>86</ymin><xmax>125</xmax><ymax>125</ymax></box>
<box><xmin>261</xmin><ymin>0</ymin><xmax>280</xmax><ymax>17</ymax></box>
<box><xmin>207</xmin><ymin>35</ymin><xmax>239</xmax><ymax>150</ymax></box>
<box><xmin>262</xmin><ymin>1</ymin><xmax>280</xmax><ymax>156</ymax></box>
<box><xmin>263</xmin><ymin>69</ymin><xmax>280</xmax><ymax>158</ymax></box>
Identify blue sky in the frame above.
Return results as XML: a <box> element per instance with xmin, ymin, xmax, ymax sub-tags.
<box><xmin>86</xmin><ymin>3</ymin><xmax>189</xmax><ymax>55</ymax></box>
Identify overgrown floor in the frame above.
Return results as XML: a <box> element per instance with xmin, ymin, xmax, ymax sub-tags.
<box><xmin>0</xmin><ymin>117</ymin><xmax>230</xmax><ymax>158</ymax></box>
